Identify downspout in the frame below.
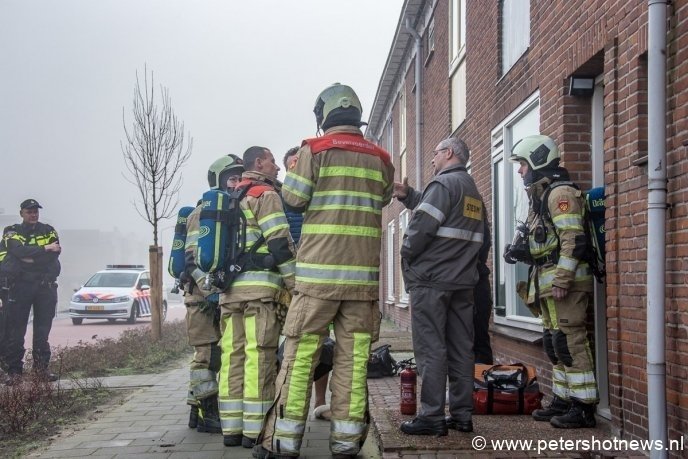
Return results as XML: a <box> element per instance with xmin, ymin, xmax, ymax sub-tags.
<box><xmin>405</xmin><ymin>17</ymin><xmax>423</xmax><ymax>189</ymax></box>
<box><xmin>646</xmin><ymin>1</ymin><xmax>668</xmax><ymax>457</ymax></box>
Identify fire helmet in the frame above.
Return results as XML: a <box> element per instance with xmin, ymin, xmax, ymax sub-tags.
<box><xmin>313</xmin><ymin>83</ymin><xmax>365</xmax><ymax>131</ymax></box>
<box><xmin>208</xmin><ymin>154</ymin><xmax>244</xmax><ymax>190</ymax></box>
<box><xmin>509</xmin><ymin>135</ymin><xmax>560</xmax><ymax>171</ymax></box>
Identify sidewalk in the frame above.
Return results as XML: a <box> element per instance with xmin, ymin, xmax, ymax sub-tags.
<box><xmin>26</xmin><ymin>323</ymin><xmax>643</xmax><ymax>459</ymax></box>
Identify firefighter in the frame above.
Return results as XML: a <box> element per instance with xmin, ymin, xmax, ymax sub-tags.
<box><xmin>0</xmin><ymin>199</ymin><xmax>61</xmax><ymax>384</ymax></box>
<box><xmin>254</xmin><ymin>83</ymin><xmax>395</xmax><ymax>459</ymax></box>
<box><xmin>218</xmin><ymin>146</ymin><xmax>296</xmax><ymax>449</ymax></box>
<box><xmin>183</xmin><ymin>154</ymin><xmax>244</xmax><ymax>433</ymax></box>
<box><xmin>507</xmin><ymin>134</ymin><xmax>598</xmax><ymax>428</ymax></box>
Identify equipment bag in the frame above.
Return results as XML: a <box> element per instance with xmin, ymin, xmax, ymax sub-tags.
<box><xmin>367</xmin><ymin>344</ymin><xmax>398</xmax><ymax>378</ymax></box>
<box><xmin>197</xmin><ymin>189</ymin><xmax>234</xmax><ymax>274</ymax></box>
<box><xmin>473</xmin><ymin>363</ymin><xmax>542</xmax><ymax>415</ymax></box>
<box><xmin>168</xmin><ymin>206</ymin><xmax>195</xmax><ymax>279</ymax></box>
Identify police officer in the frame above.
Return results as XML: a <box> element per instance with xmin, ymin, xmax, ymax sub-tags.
<box><xmin>182</xmin><ymin>155</ymin><xmax>244</xmax><ymax>433</ymax></box>
<box><xmin>255</xmin><ymin>83</ymin><xmax>395</xmax><ymax>459</ymax></box>
<box><xmin>507</xmin><ymin>135</ymin><xmax>597</xmax><ymax>428</ymax></box>
<box><xmin>393</xmin><ymin>138</ymin><xmax>484</xmax><ymax>436</ymax></box>
<box><xmin>218</xmin><ymin>146</ymin><xmax>296</xmax><ymax>449</ymax></box>
<box><xmin>0</xmin><ymin>199</ymin><xmax>61</xmax><ymax>383</ymax></box>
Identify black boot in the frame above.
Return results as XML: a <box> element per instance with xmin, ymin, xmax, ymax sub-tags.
<box><xmin>188</xmin><ymin>404</ymin><xmax>199</xmax><ymax>429</ymax></box>
<box><xmin>550</xmin><ymin>399</ymin><xmax>596</xmax><ymax>428</ymax></box>
<box><xmin>399</xmin><ymin>417</ymin><xmax>448</xmax><ymax>436</ymax></box>
<box><xmin>197</xmin><ymin>395</ymin><xmax>222</xmax><ymax>434</ymax></box>
<box><xmin>532</xmin><ymin>395</ymin><xmax>571</xmax><ymax>422</ymax></box>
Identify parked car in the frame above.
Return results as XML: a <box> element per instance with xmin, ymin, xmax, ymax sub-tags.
<box><xmin>69</xmin><ymin>265</ymin><xmax>167</xmax><ymax>325</ymax></box>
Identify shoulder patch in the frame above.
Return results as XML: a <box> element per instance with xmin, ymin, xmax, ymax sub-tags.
<box><xmin>463</xmin><ymin>196</ymin><xmax>483</xmax><ymax>220</ymax></box>
<box><xmin>4</xmin><ymin>230</ymin><xmax>16</xmax><ymax>238</ymax></box>
<box><xmin>558</xmin><ymin>200</ymin><xmax>569</xmax><ymax>212</ymax></box>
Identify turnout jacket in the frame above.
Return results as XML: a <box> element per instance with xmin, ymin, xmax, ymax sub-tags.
<box><xmin>0</xmin><ymin>222</ymin><xmax>60</xmax><ymax>281</ymax></box>
<box><xmin>282</xmin><ymin>125</ymin><xmax>395</xmax><ymax>301</ymax></box>
<box><xmin>525</xmin><ymin>177</ymin><xmax>593</xmax><ymax>302</ymax></box>
<box><xmin>400</xmin><ymin>164</ymin><xmax>484</xmax><ymax>291</ymax></box>
<box><xmin>220</xmin><ymin>171</ymin><xmax>296</xmax><ymax>304</ymax></box>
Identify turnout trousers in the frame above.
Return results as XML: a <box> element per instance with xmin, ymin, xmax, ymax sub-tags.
<box><xmin>258</xmin><ymin>293</ymin><xmax>378</xmax><ymax>457</ymax></box>
<box><xmin>3</xmin><ymin>279</ymin><xmax>57</xmax><ymax>375</ymax></box>
<box><xmin>218</xmin><ymin>299</ymin><xmax>280</xmax><ymax>440</ymax></box>
<box><xmin>185</xmin><ymin>294</ymin><xmax>221</xmax><ymax>405</ymax></box>
<box><xmin>540</xmin><ymin>291</ymin><xmax>598</xmax><ymax>404</ymax></box>
<box><xmin>410</xmin><ymin>286</ymin><xmax>474</xmax><ymax>423</ymax></box>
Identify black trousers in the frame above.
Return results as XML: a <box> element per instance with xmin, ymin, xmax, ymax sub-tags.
<box><xmin>2</xmin><ymin>279</ymin><xmax>57</xmax><ymax>375</ymax></box>
<box><xmin>473</xmin><ymin>273</ymin><xmax>494</xmax><ymax>365</ymax></box>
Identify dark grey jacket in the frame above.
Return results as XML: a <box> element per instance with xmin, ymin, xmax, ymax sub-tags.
<box><xmin>400</xmin><ymin>164</ymin><xmax>484</xmax><ymax>291</ymax></box>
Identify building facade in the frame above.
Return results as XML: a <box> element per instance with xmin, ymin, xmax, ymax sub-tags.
<box><xmin>367</xmin><ymin>0</ymin><xmax>687</xmax><ymax>449</ymax></box>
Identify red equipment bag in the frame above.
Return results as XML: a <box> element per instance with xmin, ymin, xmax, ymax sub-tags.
<box><xmin>473</xmin><ymin>363</ymin><xmax>543</xmax><ymax>415</ymax></box>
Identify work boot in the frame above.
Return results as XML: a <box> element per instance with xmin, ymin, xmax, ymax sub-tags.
<box><xmin>252</xmin><ymin>444</ymin><xmax>298</xmax><ymax>458</ymax></box>
<box><xmin>550</xmin><ymin>399</ymin><xmax>597</xmax><ymax>428</ymax></box>
<box><xmin>224</xmin><ymin>434</ymin><xmax>242</xmax><ymax>447</ymax></box>
<box><xmin>197</xmin><ymin>396</ymin><xmax>222</xmax><ymax>434</ymax></box>
<box><xmin>188</xmin><ymin>404</ymin><xmax>199</xmax><ymax>429</ymax></box>
<box><xmin>242</xmin><ymin>436</ymin><xmax>257</xmax><ymax>448</ymax></box>
<box><xmin>532</xmin><ymin>395</ymin><xmax>571</xmax><ymax>422</ymax></box>
<box><xmin>399</xmin><ymin>417</ymin><xmax>448</xmax><ymax>436</ymax></box>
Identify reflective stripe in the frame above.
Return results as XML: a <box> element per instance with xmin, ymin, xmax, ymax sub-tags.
<box><xmin>552</xmin><ymin>214</ymin><xmax>584</xmax><ymax>230</ymax></box>
<box><xmin>233</xmin><ymin>271</ymin><xmax>283</xmax><ymax>289</ymax></box>
<box><xmin>309</xmin><ymin>191</ymin><xmax>383</xmax><ymax>214</ymax></box>
<box><xmin>302</xmin><ymin>224</ymin><xmax>381</xmax><ymax>238</ymax></box>
<box><xmin>258</xmin><ymin>212</ymin><xmax>290</xmax><ymax>237</ymax></box>
<box><xmin>243</xmin><ymin>400</ymin><xmax>272</xmax><ymax>414</ymax></box>
<box><xmin>319</xmin><ymin>166</ymin><xmax>385</xmax><ymax>184</ymax></box>
<box><xmin>331</xmin><ymin>418</ymin><xmax>368</xmax><ymax>436</ymax></box>
<box><xmin>552</xmin><ymin>367</ymin><xmax>569</xmax><ymax>399</ymax></box>
<box><xmin>553</xmin><ymin>367</ymin><xmax>567</xmax><ymax>384</ymax></box>
<box><xmin>331</xmin><ymin>439</ymin><xmax>361</xmax><ymax>455</ymax></box>
<box><xmin>278</xmin><ymin>259</ymin><xmax>296</xmax><ymax>277</ymax></box>
<box><xmin>416</xmin><ymin>202</ymin><xmax>445</xmax><ymax>223</ymax></box>
<box><xmin>220</xmin><ymin>417</ymin><xmax>243</xmax><ymax>433</ymax></box>
<box><xmin>295</xmin><ymin>263</ymin><xmax>378</xmax><ymax>283</ymax></box>
<box><xmin>557</xmin><ymin>255</ymin><xmax>578</xmax><ymax>272</ymax></box>
<box><xmin>242</xmin><ymin>418</ymin><xmax>263</xmax><ymax>436</ymax></box>
<box><xmin>286</xmin><ymin>334</ymin><xmax>320</xmax><ymax>416</ymax></box>
<box><xmin>350</xmin><ymin>332</ymin><xmax>371</xmax><ymax>418</ymax></box>
<box><xmin>283</xmin><ymin>173</ymin><xmax>314</xmax><ymax>200</ymax></box>
<box><xmin>536</xmin><ymin>264</ymin><xmax>592</xmax><ymax>292</ymax></box>
<box><xmin>272</xmin><ymin>434</ymin><xmax>301</xmax><ymax>455</ymax></box>
<box><xmin>436</xmin><ymin>226</ymin><xmax>483</xmax><ymax>243</ymax></box>
<box><xmin>276</xmin><ymin>417</ymin><xmax>306</xmax><ymax>436</ymax></box>
<box><xmin>243</xmin><ymin>208</ymin><xmax>256</xmax><ymax>221</ymax></box>
<box><xmin>219</xmin><ymin>399</ymin><xmax>243</xmax><ymax>411</ymax></box>
<box><xmin>244</xmin><ymin>315</ymin><xmax>258</xmax><ymax>399</ymax></box>
<box><xmin>566</xmin><ymin>370</ymin><xmax>597</xmax><ymax>385</ymax></box>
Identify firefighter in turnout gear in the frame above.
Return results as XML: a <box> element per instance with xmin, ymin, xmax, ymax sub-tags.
<box><xmin>255</xmin><ymin>83</ymin><xmax>395</xmax><ymax>459</ymax></box>
<box><xmin>218</xmin><ymin>146</ymin><xmax>296</xmax><ymax>449</ymax></box>
<box><xmin>0</xmin><ymin>199</ymin><xmax>61</xmax><ymax>383</ymax></box>
<box><xmin>508</xmin><ymin>135</ymin><xmax>598</xmax><ymax>428</ymax></box>
<box><xmin>183</xmin><ymin>154</ymin><xmax>244</xmax><ymax>433</ymax></box>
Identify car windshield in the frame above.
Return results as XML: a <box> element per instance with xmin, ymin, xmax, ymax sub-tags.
<box><xmin>84</xmin><ymin>272</ymin><xmax>138</xmax><ymax>288</ymax></box>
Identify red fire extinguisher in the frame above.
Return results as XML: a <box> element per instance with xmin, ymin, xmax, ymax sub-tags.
<box><xmin>399</xmin><ymin>359</ymin><xmax>417</xmax><ymax>415</ymax></box>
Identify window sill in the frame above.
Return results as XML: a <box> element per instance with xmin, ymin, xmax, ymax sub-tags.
<box><xmin>396</xmin><ymin>300</ymin><xmax>409</xmax><ymax>309</ymax></box>
<box><xmin>491</xmin><ymin>323</ymin><xmax>543</xmax><ymax>344</ymax></box>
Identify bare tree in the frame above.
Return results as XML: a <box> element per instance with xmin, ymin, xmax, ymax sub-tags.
<box><xmin>121</xmin><ymin>66</ymin><xmax>192</xmax><ymax>340</ymax></box>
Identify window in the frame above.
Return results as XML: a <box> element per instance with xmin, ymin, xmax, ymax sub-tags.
<box><xmin>399</xmin><ymin>91</ymin><xmax>407</xmax><ymax>179</ymax></box>
<box><xmin>449</xmin><ymin>0</ymin><xmax>467</xmax><ymax>130</ymax></box>
<box><xmin>501</xmin><ymin>0</ymin><xmax>530</xmax><ymax>75</ymax></box>
<box><xmin>398</xmin><ymin>210</ymin><xmax>410</xmax><ymax>304</ymax></box>
<box><xmin>386</xmin><ymin>221</ymin><xmax>396</xmax><ymax>302</ymax></box>
<box><xmin>491</xmin><ymin>92</ymin><xmax>540</xmax><ymax>330</ymax></box>
<box><xmin>425</xmin><ymin>17</ymin><xmax>435</xmax><ymax>63</ymax></box>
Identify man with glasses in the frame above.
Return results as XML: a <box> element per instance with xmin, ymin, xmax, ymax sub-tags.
<box><xmin>393</xmin><ymin>137</ymin><xmax>485</xmax><ymax>436</ymax></box>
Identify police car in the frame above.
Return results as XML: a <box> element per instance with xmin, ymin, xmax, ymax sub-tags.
<box><xmin>69</xmin><ymin>265</ymin><xmax>167</xmax><ymax>325</ymax></box>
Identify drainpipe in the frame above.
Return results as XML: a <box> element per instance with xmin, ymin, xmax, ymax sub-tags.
<box><xmin>647</xmin><ymin>1</ymin><xmax>668</xmax><ymax>457</ymax></box>
<box><xmin>405</xmin><ymin>16</ymin><xmax>423</xmax><ymax>189</ymax></box>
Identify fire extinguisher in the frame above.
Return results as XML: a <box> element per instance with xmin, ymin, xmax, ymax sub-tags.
<box><xmin>399</xmin><ymin>358</ymin><xmax>417</xmax><ymax>415</ymax></box>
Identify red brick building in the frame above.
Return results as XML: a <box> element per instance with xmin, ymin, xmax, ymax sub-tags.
<box><xmin>366</xmin><ymin>0</ymin><xmax>687</xmax><ymax>450</ymax></box>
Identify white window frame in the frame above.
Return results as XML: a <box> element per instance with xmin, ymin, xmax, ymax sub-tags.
<box><xmin>425</xmin><ymin>17</ymin><xmax>436</xmax><ymax>64</ymax></box>
<box><xmin>449</xmin><ymin>0</ymin><xmax>467</xmax><ymax>130</ymax></box>
<box><xmin>398</xmin><ymin>210</ymin><xmax>410</xmax><ymax>305</ymax></box>
<box><xmin>386</xmin><ymin>220</ymin><xmax>396</xmax><ymax>302</ymax></box>
<box><xmin>491</xmin><ymin>91</ymin><xmax>542</xmax><ymax>331</ymax></box>
<box><xmin>501</xmin><ymin>0</ymin><xmax>531</xmax><ymax>75</ymax></box>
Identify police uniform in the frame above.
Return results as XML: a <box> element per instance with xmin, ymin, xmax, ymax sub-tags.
<box><xmin>399</xmin><ymin>164</ymin><xmax>484</xmax><ymax>429</ymax></box>
<box><xmin>0</xmin><ymin>200</ymin><xmax>60</xmax><ymax>377</ymax></box>
<box><xmin>258</xmin><ymin>125</ymin><xmax>394</xmax><ymax>458</ymax></box>
<box><xmin>218</xmin><ymin>170</ymin><xmax>296</xmax><ymax>446</ymax></box>
<box><xmin>525</xmin><ymin>177</ymin><xmax>597</xmax><ymax>405</ymax></box>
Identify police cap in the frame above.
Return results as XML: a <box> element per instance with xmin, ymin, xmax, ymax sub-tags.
<box><xmin>20</xmin><ymin>199</ymin><xmax>42</xmax><ymax>210</ymax></box>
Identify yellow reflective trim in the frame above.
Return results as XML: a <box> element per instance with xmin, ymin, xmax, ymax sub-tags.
<box><xmin>297</xmin><ymin>262</ymin><xmax>378</xmax><ymax>272</ymax></box>
<box><xmin>301</xmin><ymin>224</ymin><xmax>381</xmax><ymax>238</ymax></box>
<box><xmin>308</xmin><ymin>204</ymin><xmax>382</xmax><ymax>215</ymax></box>
<box><xmin>219</xmin><ymin>315</ymin><xmax>232</xmax><ymax>398</ymax></box>
<box><xmin>282</xmin><ymin>184</ymin><xmax>311</xmax><ymax>200</ymax></box>
<box><xmin>244</xmin><ymin>315</ymin><xmax>258</xmax><ymax>399</ymax></box>
<box><xmin>295</xmin><ymin>276</ymin><xmax>378</xmax><ymax>287</ymax></box>
<box><xmin>286</xmin><ymin>172</ymin><xmax>315</xmax><ymax>188</ymax></box>
<box><xmin>232</xmin><ymin>281</ymin><xmax>281</xmax><ymax>289</ymax></box>
<box><xmin>312</xmin><ymin>190</ymin><xmax>383</xmax><ymax>201</ymax></box>
<box><xmin>286</xmin><ymin>334</ymin><xmax>320</xmax><ymax>416</ymax></box>
<box><xmin>350</xmin><ymin>332</ymin><xmax>371</xmax><ymax>418</ymax></box>
<box><xmin>263</xmin><ymin>223</ymin><xmax>290</xmax><ymax>237</ymax></box>
<box><xmin>319</xmin><ymin>166</ymin><xmax>384</xmax><ymax>183</ymax></box>
<box><xmin>243</xmin><ymin>208</ymin><xmax>255</xmax><ymax>220</ymax></box>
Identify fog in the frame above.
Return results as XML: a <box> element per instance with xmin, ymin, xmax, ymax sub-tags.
<box><xmin>0</xmin><ymin>0</ymin><xmax>403</xmax><ymax>304</ymax></box>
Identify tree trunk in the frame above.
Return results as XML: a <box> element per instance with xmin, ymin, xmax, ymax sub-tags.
<box><xmin>149</xmin><ymin>245</ymin><xmax>163</xmax><ymax>341</ymax></box>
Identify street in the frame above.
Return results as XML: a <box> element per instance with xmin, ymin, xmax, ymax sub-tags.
<box><xmin>25</xmin><ymin>299</ymin><xmax>186</xmax><ymax>348</ymax></box>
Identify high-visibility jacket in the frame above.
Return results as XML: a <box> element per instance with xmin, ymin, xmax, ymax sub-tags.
<box><xmin>1</xmin><ymin>222</ymin><xmax>60</xmax><ymax>280</ymax></box>
<box><xmin>220</xmin><ymin>171</ymin><xmax>296</xmax><ymax>303</ymax></box>
<box><xmin>282</xmin><ymin>125</ymin><xmax>394</xmax><ymax>301</ymax></box>
<box><xmin>525</xmin><ymin>177</ymin><xmax>593</xmax><ymax>303</ymax></box>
